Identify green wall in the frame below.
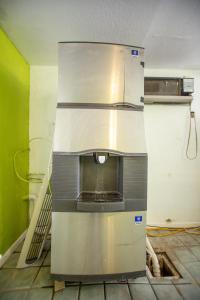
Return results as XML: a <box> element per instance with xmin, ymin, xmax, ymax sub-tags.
<box><xmin>0</xmin><ymin>28</ymin><xmax>29</xmax><ymax>255</ymax></box>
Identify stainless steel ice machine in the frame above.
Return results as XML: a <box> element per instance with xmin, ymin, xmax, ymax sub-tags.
<box><xmin>51</xmin><ymin>42</ymin><xmax>147</xmax><ymax>282</ymax></box>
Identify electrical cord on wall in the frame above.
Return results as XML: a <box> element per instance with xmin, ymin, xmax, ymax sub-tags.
<box><xmin>13</xmin><ymin>137</ymin><xmax>52</xmax><ymax>183</ymax></box>
<box><xmin>186</xmin><ymin>105</ymin><xmax>198</xmax><ymax>160</ymax></box>
<box><xmin>14</xmin><ymin>149</ymin><xmax>42</xmax><ymax>183</ymax></box>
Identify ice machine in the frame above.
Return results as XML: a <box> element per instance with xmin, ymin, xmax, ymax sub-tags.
<box><xmin>51</xmin><ymin>42</ymin><xmax>147</xmax><ymax>281</ymax></box>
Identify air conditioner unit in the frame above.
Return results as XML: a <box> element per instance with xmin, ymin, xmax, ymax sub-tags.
<box><xmin>144</xmin><ymin>77</ymin><xmax>194</xmax><ymax>104</ymax></box>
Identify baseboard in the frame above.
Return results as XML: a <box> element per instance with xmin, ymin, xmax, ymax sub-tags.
<box><xmin>0</xmin><ymin>230</ymin><xmax>27</xmax><ymax>268</ymax></box>
<box><xmin>147</xmin><ymin>221</ymin><xmax>200</xmax><ymax>228</ymax></box>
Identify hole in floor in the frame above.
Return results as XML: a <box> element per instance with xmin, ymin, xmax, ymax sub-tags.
<box><xmin>146</xmin><ymin>252</ymin><xmax>182</xmax><ymax>279</ymax></box>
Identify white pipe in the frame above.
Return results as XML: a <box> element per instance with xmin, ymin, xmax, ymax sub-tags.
<box><xmin>146</xmin><ymin>237</ymin><xmax>161</xmax><ymax>277</ymax></box>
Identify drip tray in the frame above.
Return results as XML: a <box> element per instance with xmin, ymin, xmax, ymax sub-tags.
<box><xmin>79</xmin><ymin>192</ymin><xmax>122</xmax><ymax>203</ymax></box>
<box><xmin>77</xmin><ymin>192</ymin><xmax>125</xmax><ymax>212</ymax></box>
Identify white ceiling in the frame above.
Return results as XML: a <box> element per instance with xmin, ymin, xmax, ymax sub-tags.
<box><xmin>0</xmin><ymin>0</ymin><xmax>200</xmax><ymax>68</ymax></box>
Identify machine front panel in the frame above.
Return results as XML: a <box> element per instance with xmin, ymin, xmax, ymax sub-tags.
<box><xmin>51</xmin><ymin>211</ymin><xmax>146</xmax><ymax>278</ymax></box>
<box><xmin>58</xmin><ymin>43</ymin><xmax>144</xmax><ymax>106</ymax></box>
<box><xmin>53</xmin><ymin>109</ymin><xmax>146</xmax><ymax>154</ymax></box>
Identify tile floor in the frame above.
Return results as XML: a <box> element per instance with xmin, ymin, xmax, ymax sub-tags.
<box><xmin>0</xmin><ymin>232</ymin><xmax>200</xmax><ymax>299</ymax></box>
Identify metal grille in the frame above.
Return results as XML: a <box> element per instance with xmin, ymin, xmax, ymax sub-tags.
<box><xmin>79</xmin><ymin>192</ymin><xmax>122</xmax><ymax>203</ymax></box>
<box><xmin>25</xmin><ymin>193</ymin><xmax>52</xmax><ymax>264</ymax></box>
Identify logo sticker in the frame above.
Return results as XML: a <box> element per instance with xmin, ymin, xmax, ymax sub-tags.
<box><xmin>135</xmin><ymin>216</ymin><xmax>142</xmax><ymax>224</ymax></box>
<box><xmin>131</xmin><ymin>49</ymin><xmax>139</xmax><ymax>56</ymax></box>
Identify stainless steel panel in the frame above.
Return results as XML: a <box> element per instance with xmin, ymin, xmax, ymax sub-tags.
<box><xmin>51</xmin><ymin>211</ymin><xmax>146</xmax><ymax>276</ymax></box>
<box><xmin>53</xmin><ymin>109</ymin><xmax>146</xmax><ymax>154</ymax></box>
<box><xmin>58</xmin><ymin>43</ymin><xmax>144</xmax><ymax>106</ymax></box>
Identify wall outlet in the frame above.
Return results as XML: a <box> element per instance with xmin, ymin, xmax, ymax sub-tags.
<box><xmin>166</xmin><ymin>218</ymin><xmax>172</xmax><ymax>223</ymax></box>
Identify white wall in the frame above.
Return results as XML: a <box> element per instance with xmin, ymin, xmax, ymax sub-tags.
<box><xmin>29</xmin><ymin>66</ymin><xmax>200</xmax><ymax>225</ymax></box>
<box><xmin>144</xmin><ymin>69</ymin><xmax>200</xmax><ymax>225</ymax></box>
<box><xmin>29</xmin><ymin>66</ymin><xmax>57</xmax><ymax>216</ymax></box>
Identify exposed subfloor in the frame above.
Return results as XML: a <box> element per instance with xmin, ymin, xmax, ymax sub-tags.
<box><xmin>1</xmin><ymin>232</ymin><xmax>200</xmax><ymax>299</ymax></box>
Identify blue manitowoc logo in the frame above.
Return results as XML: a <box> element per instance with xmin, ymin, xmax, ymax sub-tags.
<box><xmin>135</xmin><ymin>216</ymin><xmax>142</xmax><ymax>224</ymax></box>
<box><xmin>131</xmin><ymin>49</ymin><xmax>139</xmax><ymax>56</ymax></box>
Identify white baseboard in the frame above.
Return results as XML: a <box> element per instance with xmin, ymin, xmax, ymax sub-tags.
<box><xmin>147</xmin><ymin>221</ymin><xmax>200</xmax><ymax>228</ymax></box>
<box><xmin>0</xmin><ymin>230</ymin><xmax>27</xmax><ymax>268</ymax></box>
